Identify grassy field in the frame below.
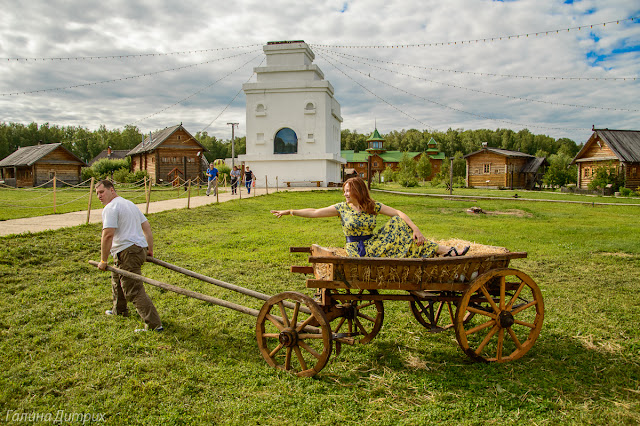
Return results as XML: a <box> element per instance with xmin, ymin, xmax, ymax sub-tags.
<box><xmin>1</xmin><ymin>190</ymin><xmax>639</xmax><ymax>424</ymax></box>
<box><xmin>0</xmin><ymin>183</ymin><xmax>226</xmax><ymax>221</ymax></box>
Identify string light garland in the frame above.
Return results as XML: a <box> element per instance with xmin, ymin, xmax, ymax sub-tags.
<box><xmin>1</xmin><ymin>50</ymin><xmax>262</xmax><ymax>97</ymax></box>
<box><xmin>1</xmin><ymin>44</ymin><xmax>262</xmax><ymax>62</ymax></box>
<box><xmin>318</xmin><ymin>49</ymin><xmax>639</xmax><ymax>112</ymax></box>
<box><xmin>200</xmin><ymin>58</ymin><xmax>264</xmax><ymax>134</ymax></box>
<box><xmin>310</xmin><ymin>17</ymin><xmax>636</xmax><ymax>49</ymax></box>
<box><xmin>317</xmin><ymin>52</ymin><xmax>584</xmax><ymax>132</ymax></box>
<box><xmin>318</xmin><ymin>53</ymin><xmax>437</xmax><ymax>131</ymax></box>
<box><xmin>128</xmin><ymin>53</ymin><xmax>263</xmax><ymax>126</ymax></box>
<box><xmin>317</xmin><ymin>48</ymin><xmax>638</xmax><ymax>82</ymax></box>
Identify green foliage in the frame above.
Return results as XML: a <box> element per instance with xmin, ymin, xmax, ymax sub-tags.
<box><xmin>217</xmin><ymin>164</ymin><xmax>231</xmax><ymax>183</ymax></box>
<box><xmin>88</xmin><ymin>158</ymin><xmax>130</xmax><ymax>179</ymax></box>
<box><xmin>588</xmin><ymin>162</ymin><xmax>625</xmax><ymax>192</ymax></box>
<box><xmin>619</xmin><ymin>187</ymin><xmax>632</xmax><ymax>196</ymax></box>
<box><xmin>543</xmin><ymin>154</ymin><xmax>576</xmax><ymax>189</ymax></box>
<box><xmin>340</xmin><ymin>127</ymin><xmax>581</xmax><ymax>160</ymax></box>
<box><xmin>416</xmin><ymin>153</ymin><xmax>432</xmax><ymax>181</ymax></box>
<box><xmin>396</xmin><ymin>152</ymin><xmax>418</xmax><ymax>187</ymax></box>
<box><xmin>382</xmin><ymin>166</ymin><xmax>396</xmax><ymax>183</ymax></box>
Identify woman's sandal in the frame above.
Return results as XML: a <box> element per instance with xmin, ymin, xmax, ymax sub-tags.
<box><xmin>443</xmin><ymin>245</ymin><xmax>470</xmax><ymax>257</ymax></box>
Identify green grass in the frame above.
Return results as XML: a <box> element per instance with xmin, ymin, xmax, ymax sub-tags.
<box><xmin>372</xmin><ymin>181</ymin><xmax>640</xmax><ymax>205</ymax></box>
<box><xmin>1</xmin><ymin>191</ymin><xmax>639</xmax><ymax>424</ymax></box>
<box><xmin>0</xmin><ymin>184</ymin><xmax>226</xmax><ymax>221</ymax></box>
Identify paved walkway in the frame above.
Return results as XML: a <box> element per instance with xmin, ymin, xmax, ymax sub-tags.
<box><xmin>0</xmin><ymin>186</ymin><xmax>334</xmax><ymax>237</ymax></box>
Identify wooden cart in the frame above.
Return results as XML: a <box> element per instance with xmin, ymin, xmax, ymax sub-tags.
<box><xmin>256</xmin><ymin>244</ymin><xmax>544</xmax><ymax>376</ymax></box>
<box><xmin>90</xmin><ymin>244</ymin><xmax>543</xmax><ymax>378</ymax></box>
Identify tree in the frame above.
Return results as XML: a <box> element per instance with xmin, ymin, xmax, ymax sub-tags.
<box><xmin>588</xmin><ymin>162</ymin><xmax>624</xmax><ymax>192</ymax></box>
<box><xmin>396</xmin><ymin>152</ymin><xmax>418</xmax><ymax>187</ymax></box>
<box><xmin>543</xmin><ymin>154</ymin><xmax>575</xmax><ymax>189</ymax></box>
<box><xmin>416</xmin><ymin>153</ymin><xmax>432</xmax><ymax>181</ymax></box>
<box><xmin>382</xmin><ymin>166</ymin><xmax>395</xmax><ymax>183</ymax></box>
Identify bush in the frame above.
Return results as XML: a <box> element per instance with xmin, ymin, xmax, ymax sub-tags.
<box><xmin>619</xmin><ymin>187</ymin><xmax>632</xmax><ymax>197</ymax></box>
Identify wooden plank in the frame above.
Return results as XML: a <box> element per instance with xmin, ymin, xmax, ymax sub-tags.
<box><xmin>291</xmin><ymin>266</ymin><xmax>314</xmax><ymax>274</ymax></box>
<box><xmin>305</xmin><ymin>279</ymin><xmax>469</xmax><ymax>292</ymax></box>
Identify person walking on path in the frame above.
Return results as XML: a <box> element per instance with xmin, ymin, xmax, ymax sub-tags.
<box><xmin>206</xmin><ymin>163</ymin><xmax>218</xmax><ymax>196</ymax></box>
<box><xmin>230</xmin><ymin>165</ymin><xmax>241</xmax><ymax>195</ymax></box>
<box><xmin>95</xmin><ymin>180</ymin><xmax>163</xmax><ymax>332</ymax></box>
<box><xmin>243</xmin><ymin>166</ymin><xmax>255</xmax><ymax>194</ymax></box>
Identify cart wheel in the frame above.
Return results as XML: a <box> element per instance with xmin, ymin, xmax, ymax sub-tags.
<box><xmin>330</xmin><ymin>289</ymin><xmax>384</xmax><ymax>344</ymax></box>
<box><xmin>455</xmin><ymin>268</ymin><xmax>544</xmax><ymax>363</ymax></box>
<box><xmin>256</xmin><ymin>291</ymin><xmax>332</xmax><ymax>377</ymax></box>
<box><xmin>409</xmin><ymin>297</ymin><xmax>473</xmax><ymax>333</ymax></box>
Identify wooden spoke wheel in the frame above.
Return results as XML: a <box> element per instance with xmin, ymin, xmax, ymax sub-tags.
<box><xmin>409</xmin><ymin>295</ymin><xmax>473</xmax><ymax>333</ymax></box>
<box><xmin>329</xmin><ymin>289</ymin><xmax>384</xmax><ymax>344</ymax></box>
<box><xmin>455</xmin><ymin>268</ymin><xmax>544</xmax><ymax>363</ymax></box>
<box><xmin>256</xmin><ymin>291</ymin><xmax>332</xmax><ymax>377</ymax></box>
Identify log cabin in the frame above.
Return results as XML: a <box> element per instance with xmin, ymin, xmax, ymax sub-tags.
<box><xmin>464</xmin><ymin>144</ymin><xmax>547</xmax><ymax>189</ymax></box>
<box><xmin>0</xmin><ymin>142</ymin><xmax>87</xmax><ymax>187</ymax></box>
<box><xmin>571</xmin><ymin>128</ymin><xmax>640</xmax><ymax>190</ymax></box>
<box><xmin>128</xmin><ymin>124</ymin><xmax>207</xmax><ymax>184</ymax></box>
<box><xmin>340</xmin><ymin>130</ymin><xmax>444</xmax><ymax>181</ymax></box>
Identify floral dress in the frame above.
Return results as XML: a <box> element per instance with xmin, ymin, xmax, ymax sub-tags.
<box><xmin>334</xmin><ymin>202</ymin><xmax>438</xmax><ymax>258</ymax></box>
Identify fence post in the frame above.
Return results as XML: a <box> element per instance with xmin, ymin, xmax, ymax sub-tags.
<box><xmin>187</xmin><ymin>179</ymin><xmax>192</xmax><ymax>209</ymax></box>
<box><xmin>53</xmin><ymin>175</ymin><xmax>57</xmax><ymax>214</ymax></box>
<box><xmin>265</xmin><ymin>176</ymin><xmax>269</xmax><ymax>195</ymax></box>
<box><xmin>215</xmin><ymin>179</ymin><xmax>219</xmax><ymax>203</ymax></box>
<box><xmin>239</xmin><ymin>180</ymin><xmax>242</xmax><ymax>200</ymax></box>
<box><xmin>145</xmin><ymin>176</ymin><xmax>151</xmax><ymax>215</ymax></box>
<box><xmin>276</xmin><ymin>176</ymin><xmax>278</xmax><ymax>193</ymax></box>
<box><xmin>86</xmin><ymin>177</ymin><xmax>95</xmax><ymax>224</ymax></box>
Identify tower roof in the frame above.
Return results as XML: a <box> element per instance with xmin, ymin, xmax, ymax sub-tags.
<box><xmin>366</xmin><ymin>128</ymin><xmax>384</xmax><ymax>142</ymax></box>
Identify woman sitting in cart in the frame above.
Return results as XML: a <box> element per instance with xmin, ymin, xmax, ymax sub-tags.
<box><xmin>271</xmin><ymin>177</ymin><xmax>469</xmax><ymax>258</ymax></box>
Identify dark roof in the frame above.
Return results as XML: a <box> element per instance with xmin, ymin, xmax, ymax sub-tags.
<box><xmin>0</xmin><ymin>143</ymin><xmax>87</xmax><ymax>167</ymax></box>
<box><xmin>89</xmin><ymin>149</ymin><xmax>130</xmax><ymax>165</ymax></box>
<box><xmin>464</xmin><ymin>147</ymin><xmax>534</xmax><ymax>159</ymax></box>
<box><xmin>520</xmin><ymin>157</ymin><xmax>548</xmax><ymax>173</ymax></box>
<box><xmin>593</xmin><ymin>129</ymin><xmax>640</xmax><ymax>163</ymax></box>
<box><xmin>127</xmin><ymin>124</ymin><xmax>205</xmax><ymax>155</ymax></box>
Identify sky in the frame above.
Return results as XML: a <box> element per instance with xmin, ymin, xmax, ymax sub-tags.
<box><xmin>0</xmin><ymin>0</ymin><xmax>638</xmax><ymax>144</ymax></box>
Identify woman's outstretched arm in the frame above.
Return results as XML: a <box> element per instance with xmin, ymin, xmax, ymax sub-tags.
<box><xmin>271</xmin><ymin>206</ymin><xmax>339</xmax><ymax>218</ymax></box>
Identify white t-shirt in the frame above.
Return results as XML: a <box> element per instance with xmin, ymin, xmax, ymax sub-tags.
<box><xmin>102</xmin><ymin>196</ymin><xmax>149</xmax><ymax>257</ymax></box>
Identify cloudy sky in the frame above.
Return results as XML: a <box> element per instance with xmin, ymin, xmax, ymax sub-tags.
<box><xmin>0</xmin><ymin>0</ymin><xmax>638</xmax><ymax>143</ymax></box>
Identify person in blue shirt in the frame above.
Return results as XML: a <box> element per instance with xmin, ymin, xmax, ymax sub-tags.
<box><xmin>206</xmin><ymin>164</ymin><xmax>218</xmax><ymax>196</ymax></box>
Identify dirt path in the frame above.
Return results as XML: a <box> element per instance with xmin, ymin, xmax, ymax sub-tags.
<box><xmin>0</xmin><ymin>186</ymin><xmax>333</xmax><ymax>237</ymax></box>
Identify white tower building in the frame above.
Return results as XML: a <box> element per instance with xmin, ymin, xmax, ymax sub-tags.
<box><xmin>238</xmin><ymin>41</ymin><xmax>345</xmax><ymax>186</ymax></box>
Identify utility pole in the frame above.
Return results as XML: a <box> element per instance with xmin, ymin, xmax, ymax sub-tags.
<box><xmin>227</xmin><ymin>123</ymin><xmax>239</xmax><ymax>168</ymax></box>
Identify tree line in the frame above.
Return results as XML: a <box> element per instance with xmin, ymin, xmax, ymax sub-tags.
<box><xmin>0</xmin><ymin>122</ymin><xmax>246</xmax><ymax>165</ymax></box>
<box><xmin>1</xmin><ymin>122</ymin><xmax>583</xmax><ymax>188</ymax></box>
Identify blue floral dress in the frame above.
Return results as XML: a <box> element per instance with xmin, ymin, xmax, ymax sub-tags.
<box><xmin>334</xmin><ymin>202</ymin><xmax>438</xmax><ymax>258</ymax></box>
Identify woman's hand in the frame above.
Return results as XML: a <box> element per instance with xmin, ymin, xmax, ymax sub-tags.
<box><xmin>413</xmin><ymin>229</ymin><xmax>426</xmax><ymax>246</ymax></box>
<box><xmin>271</xmin><ymin>209</ymin><xmax>289</xmax><ymax>218</ymax></box>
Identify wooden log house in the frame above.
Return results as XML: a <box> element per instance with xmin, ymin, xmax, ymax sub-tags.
<box><xmin>464</xmin><ymin>144</ymin><xmax>547</xmax><ymax>189</ymax></box>
<box><xmin>571</xmin><ymin>128</ymin><xmax>640</xmax><ymax>190</ymax></box>
<box><xmin>128</xmin><ymin>124</ymin><xmax>207</xmax><ymax>184</ymax></box>
<box><xmin>340</xmin><ymin>130</ymin><xmax>445</xmax><ymax>181</ymax></box>
<box><xmin>0</xmin><ymin>142</ymin><xmax>87</xmax><ymax>187</ymax></box>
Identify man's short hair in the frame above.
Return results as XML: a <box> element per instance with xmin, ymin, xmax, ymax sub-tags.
<box><xmin>97</xmin><ymin>179</ymin><xmax>115</xmax><ymax>190</ymax></box>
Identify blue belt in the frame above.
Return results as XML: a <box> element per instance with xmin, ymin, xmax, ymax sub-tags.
<box><xmin>346</xmin><ymin>235</ymin><xmax>373</xmax><ymax>257</ymax></box>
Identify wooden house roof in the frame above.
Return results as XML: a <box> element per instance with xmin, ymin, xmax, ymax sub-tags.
<box><xmin>463</xmin><ymin>146</ymin><xmax>534</xmax><ymax>159</ymax></box>
<box><xmin>89</xmin><ymin>149</ymin><xmax>130</xmax><ymax>165</ymax></box>
<box><xmin>572</xmin><ymin>129</ymin><xmax>640</xmax><ymax>164</ymax></box>
<box><xmin>127</xmin><ymin>124</ymin><xmax>205</xmax><ymax>156</ymax></box>
<box><xmin>0</xmin><ymin>143</ymin><xmax>87</xmax><ymax>167</ymax></box>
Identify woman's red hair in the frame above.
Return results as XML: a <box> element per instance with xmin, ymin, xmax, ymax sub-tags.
<box><xmin>343</xmin><ymin>177</ymin><xmax>376</xmax><ymax>214</ymax></box>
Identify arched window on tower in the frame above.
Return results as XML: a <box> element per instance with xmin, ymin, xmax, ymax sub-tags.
<box><xmin>274</xmin><ymin>128</ymin><xmax>298</xmax><ymax>154</ymax></box>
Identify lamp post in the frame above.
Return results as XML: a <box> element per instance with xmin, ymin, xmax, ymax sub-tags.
<box><xmin>227</xmin><ymin>122</ymin><xmax>239</xmax><ymax>168</ymax></box>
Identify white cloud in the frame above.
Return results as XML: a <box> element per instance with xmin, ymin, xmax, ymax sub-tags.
<box><xmin>0</xmin><ymin>0</ymin><xmax>637</xmax><ymax>143</ymax></box>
